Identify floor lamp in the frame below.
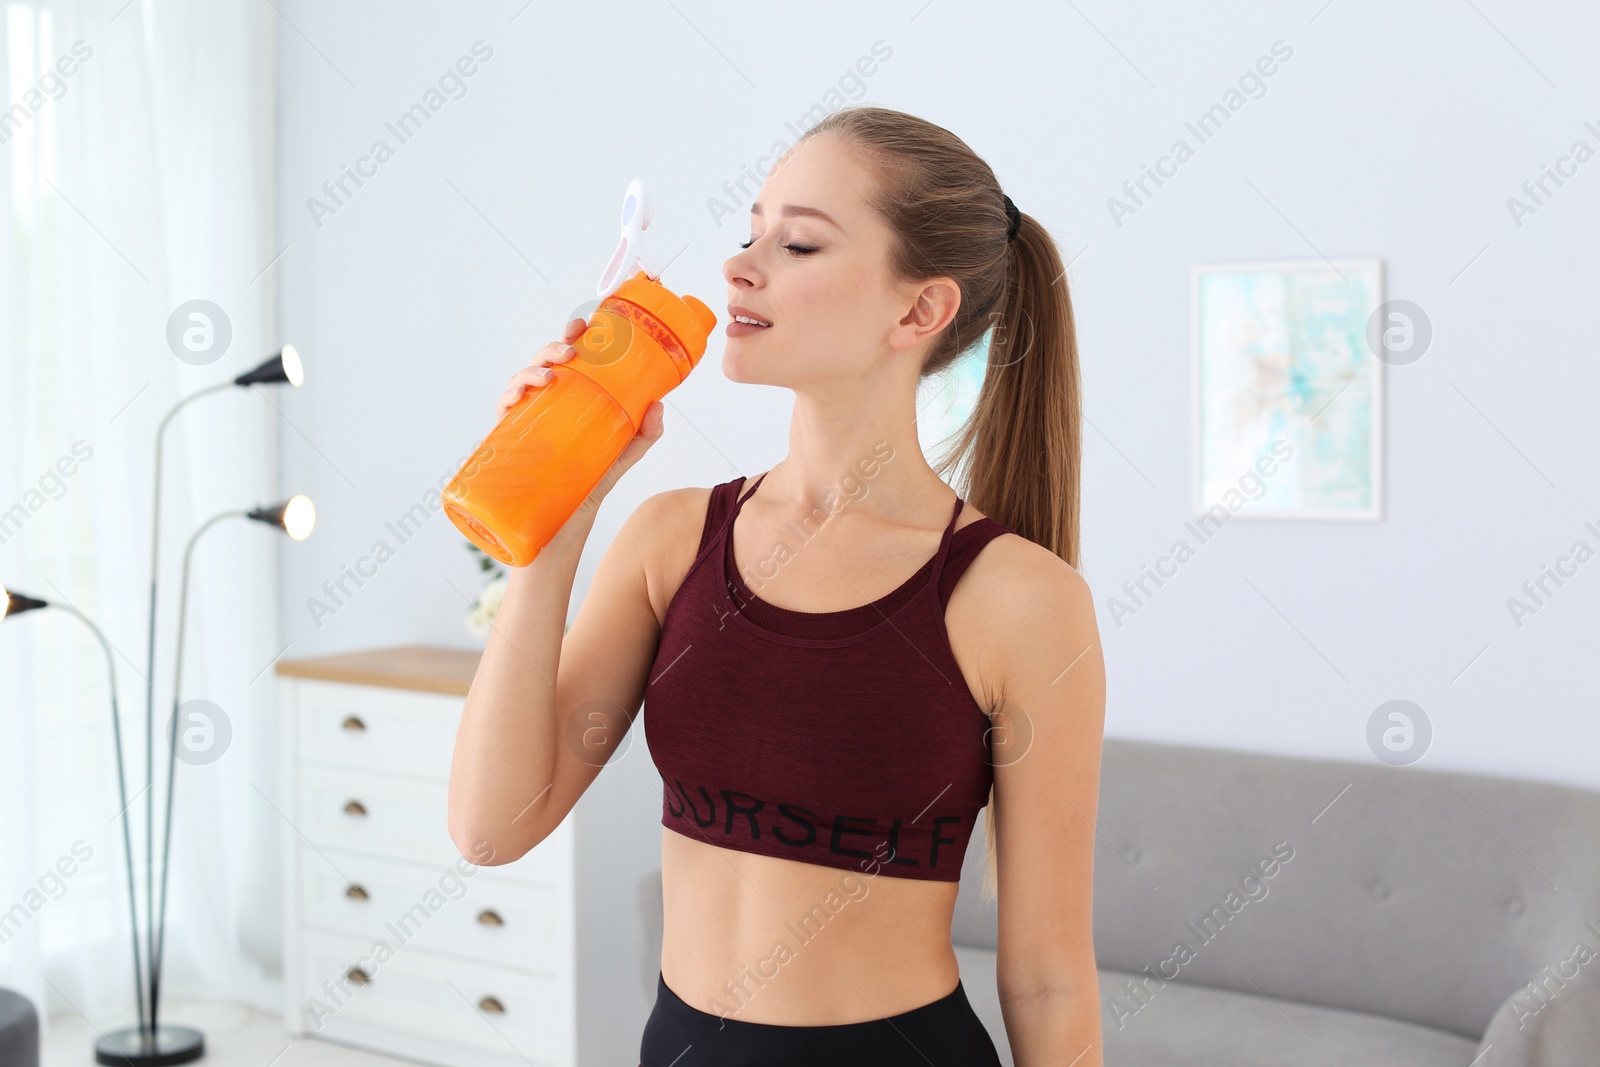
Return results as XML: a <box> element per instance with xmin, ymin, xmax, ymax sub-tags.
<box><xmin>120</xmin><ymin>345</ymin><xmax>306</xmax><ymax>1066</ymax></box>
<box><xmin>5</xmin><ymin>494</ymin><xmax>315</xmax><ymax>1065</ymax></box>
<box><xmin>1</xmin><ymin>587</ymin><xmax>148</xmax><ymax>1053</ymax></box>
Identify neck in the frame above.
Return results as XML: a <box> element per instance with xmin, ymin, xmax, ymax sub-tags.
<box><xmin>763</xmin><ymin>381</ymin><xmax>954</xmax><ymax>524</ymax></box>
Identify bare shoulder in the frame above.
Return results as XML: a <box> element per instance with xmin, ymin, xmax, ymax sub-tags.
<box><xmin>627</xmin><ymin>483</ymin><xmax>712</xmax><ymax>545</ymax></box>
<box><xmin>624</xmin><ymin>485</ymin><xmax>717</xmax><ymax>627</ymax></box>
<box><xmin>953</xmin><ymin>504</ymin><xmax>1089</xmax><ymax>601</ymax></box>
<box><xmin>946</xmin><ymin>505</ymin><xmax>1099</xmax><ymax>703</ymax></box>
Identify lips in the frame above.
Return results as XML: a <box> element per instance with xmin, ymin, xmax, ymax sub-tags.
<box><xmin>728</xmin><ymin>305</ymin><xmax>773</xmax><ymax>327</ymax></box>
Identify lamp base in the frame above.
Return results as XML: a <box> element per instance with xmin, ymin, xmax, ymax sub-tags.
<box><xmin>95</xmin><ymin>1025</ymin><xmax>205</xmax><ymax>1066</ymax></box>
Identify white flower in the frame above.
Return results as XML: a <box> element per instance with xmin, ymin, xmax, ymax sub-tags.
<box><xmin>466</xmin><ymin>575</ymin><xmax>509</xmax><ymax>638</ymax></box>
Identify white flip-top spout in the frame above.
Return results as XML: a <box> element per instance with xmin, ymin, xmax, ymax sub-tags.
<box><xmin>597</xmin><ymin>178</ymin><xmax>664</xmax><ymax>298</ymax></box>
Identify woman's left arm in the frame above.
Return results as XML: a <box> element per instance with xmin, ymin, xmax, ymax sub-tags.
<box><xmin>980</xmin><ymin>541</ymin><xmax>1107</xmax><ymax>1067</ymax></box>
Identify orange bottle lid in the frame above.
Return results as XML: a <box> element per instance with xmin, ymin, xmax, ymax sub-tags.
<box><xmin>611</xmin><ymin>270</ymin><xmax>717</xmax><ymax>369</ymax></box>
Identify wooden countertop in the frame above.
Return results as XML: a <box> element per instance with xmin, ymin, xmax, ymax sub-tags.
<box><xmin>275</xmin><ymin>646</ymin><xmax>483</xmax><ymax>696</ymax></box>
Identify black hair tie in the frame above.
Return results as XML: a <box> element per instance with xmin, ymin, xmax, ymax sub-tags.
<box><xmin>1003</xmin><ymin>194</ymin><xmax>1021</xmax><ymax>243</ymax></box>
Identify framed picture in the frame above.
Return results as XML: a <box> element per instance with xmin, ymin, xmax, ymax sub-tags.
<box><xmin>1191</xmin><ymin>258</ymin><xmax>1384</xmax><ymax>521</ymax></box>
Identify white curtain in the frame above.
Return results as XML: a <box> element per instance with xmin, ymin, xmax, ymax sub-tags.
<box><xmin>0</xmin><ymin>0</ymin><xmax>283</xmax><ymax>1045</ymax></box>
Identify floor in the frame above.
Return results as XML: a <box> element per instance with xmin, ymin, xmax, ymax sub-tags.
<box><xmin>43</xmin><ymin>996</ymin><xmax>417</xmax><ymax>1067</ymax></box>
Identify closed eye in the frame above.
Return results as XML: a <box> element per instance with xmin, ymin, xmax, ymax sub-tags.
<box><xmin>738</xmin><ymin>237</ymin><xmax>817</xmax><ymax>256</ymax></box>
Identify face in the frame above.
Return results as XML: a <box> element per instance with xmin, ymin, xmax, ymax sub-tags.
<box><xmin>721</xmin><ymin>134</ymin><xmax>959</xmax><ymax>391</ymax></box>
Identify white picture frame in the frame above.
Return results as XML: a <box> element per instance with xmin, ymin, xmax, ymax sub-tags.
<box><xmin>1191</xmin><ymin>257</ymin><xmax>1385</xmax><ymax>521</ymax></box>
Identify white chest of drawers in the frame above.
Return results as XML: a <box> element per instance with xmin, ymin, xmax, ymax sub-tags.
<box><xmin>277</xmin><ymin>646</ymin><xmax>579</xmax><ymax>1067</ymax></box>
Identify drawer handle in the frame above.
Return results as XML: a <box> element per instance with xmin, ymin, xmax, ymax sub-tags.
<box><xmin>343</xmin><ymin>800</ymin><xmax>367</xmax><ymax>816</ymax></box>
<box><xmin>345</xmin><ymin>884</ymin><xmax>369</xmax><ymax>901</ymax></box>
<box><xmin>341</xmin><ymin>715</ymin><xmax>367</xmax><ymax>732</ymax></box>
<box><xmin>476</xmin><ymin>909</ymin><xmax>503</xmax><ymax>927</ymax></box>
<box><xmin>478</xmin><ymin>996</ymin><xmax>504</xmax><ymax>1014</ymax></box>
<box><xmin>347</xmin><ymin>966</ymin><xmax>371</xmax><ymax>985</ymax></box>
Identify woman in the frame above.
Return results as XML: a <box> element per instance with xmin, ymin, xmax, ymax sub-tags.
<box><xmin>448</xmin><ymin>105</ymin><xmax>1106</xmax><ymax>1067</ymax></box>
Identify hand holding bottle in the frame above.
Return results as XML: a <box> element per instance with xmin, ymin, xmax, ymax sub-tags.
<box><xmin>495</xmin><ymin>317</ymin><xmax>665</xmax><ymax>533</ymax></box>
<box><xmin>496</xmin><ymin>317</ymin><xmax>584</xmax><ymax>420</ymax></box>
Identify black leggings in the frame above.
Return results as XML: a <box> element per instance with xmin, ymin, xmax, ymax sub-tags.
<box><xmin>639</xmin><ymin>970</ymin><xmax>1004</xmax><ymax>1066</ymax></box>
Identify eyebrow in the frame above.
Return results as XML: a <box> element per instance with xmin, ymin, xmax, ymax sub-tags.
<box><xmin>750</xmin><ymin>202</ymin><xmax>843</xmax><ymax>231</ymax></box>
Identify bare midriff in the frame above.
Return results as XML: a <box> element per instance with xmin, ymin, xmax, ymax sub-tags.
<box><xmin>658</xmin><ymin>827</ymin><xmax>963</xmax><ymax>1026</ymax></box>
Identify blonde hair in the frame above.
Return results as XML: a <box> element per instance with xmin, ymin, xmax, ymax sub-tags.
<box><xmin>797</xmin><ymin>106</ymin><xmax>1084</xmax><ymax>903</ymax></box>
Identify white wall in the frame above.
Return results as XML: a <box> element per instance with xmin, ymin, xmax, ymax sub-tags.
<box><xmin>275</xmin><ymin>0</ymin><xmax>1599</xmax><ymax>809</ymax></box>
<box><xmin>274</xmin><ymin>3</ymin><xmax>1600</xmax><ymax>1059</ymax></box>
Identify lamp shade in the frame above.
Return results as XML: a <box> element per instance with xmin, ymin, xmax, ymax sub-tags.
<box><xmin>233</xmin><ymin>345</ymin><xmax>304</xmax><ymax>388</ymax></box>
<box><xmin>246</xmin><ymin>495</ymin><xmax>316</xmax><ymax>541</ymax></box>
<box><xmin>2</xmin><ymin>585</ymin><xmax>48</xmax><ymax>618</ymax></box>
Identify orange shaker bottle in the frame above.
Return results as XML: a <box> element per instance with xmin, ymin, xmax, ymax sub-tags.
<box><xmin>442</xmin><ymin>180</ymin><xmax>717</xmax><ymax>567</ymax></box>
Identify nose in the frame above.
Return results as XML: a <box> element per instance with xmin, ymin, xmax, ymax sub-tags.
<box><xmin>723</xmin><ymin>245</ymin><xmax>759</xmax><ymax>290</ymax></box>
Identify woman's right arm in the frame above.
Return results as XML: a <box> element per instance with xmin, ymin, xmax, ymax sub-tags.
<box><xmin>447</xmin><ymin>318</ymin><xmax>669</xmax><ymax>866</ymax></box>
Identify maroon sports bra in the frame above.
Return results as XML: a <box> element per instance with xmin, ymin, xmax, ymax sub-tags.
<box><xmin>643</xmin><ymin>471</ymin><xmax>1014</xmax><ymax>882</ymax></box>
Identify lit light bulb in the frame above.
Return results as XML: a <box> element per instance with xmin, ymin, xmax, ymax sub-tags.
<box><xmin>282</xmin><ymin>494</ymin><xmax>316</xmax><ymax>541</ymax></box>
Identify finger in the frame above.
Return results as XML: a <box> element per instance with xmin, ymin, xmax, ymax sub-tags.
<box><xmin>528</xmin><ymin>341</ymin><xmax>576</xmax><ymax>370</ymax></box>
<box><xmin>519</xmin><ymin>345</ymin><xmax>573</xmax><ymax>378</ymax></box>
<box><xmin>500</xmin><ymin>380</ymin><xmax>544</xmax><ymax>414</ymax></box>
<box><xmin>639</xmin><ymin>402</ymin><xmax>664</xmax><ymax>441</ymax></box>
<box><xmin>497</xmin><ymin>385</ymin><xmax>525</xmax><ymax>414</ymax></box>
<box><xmin>563</xmin><ymin>317</ymin><xmax>587</xmax><ymax>341</ymax></box>
<box><xmin>507</xmin><ymin>366</ymin><xmax>552</xmax><ymax>390</ymax></box>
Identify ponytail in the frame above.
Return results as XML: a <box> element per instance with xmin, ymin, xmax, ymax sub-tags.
<box><xmin>938</xmin><ymin>211</ymin><xmax>1082</xmax><ymax>568</ymax></box>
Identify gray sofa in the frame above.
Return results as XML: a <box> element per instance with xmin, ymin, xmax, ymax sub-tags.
<box><xmin>0</xmin><ymin>988</ymin><xmax>38</xmax><ymax>1067</ymax></box>
<box><xmin>640</xmin><ymin>736</ymin><xmax>1600</xmax><ymax>1065</ymax></box>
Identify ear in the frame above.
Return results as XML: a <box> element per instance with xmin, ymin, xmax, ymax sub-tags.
<box><xmin>889</xmin><ymin>276</ymin><xmax>962</xmax><ymax>353</ymax></box>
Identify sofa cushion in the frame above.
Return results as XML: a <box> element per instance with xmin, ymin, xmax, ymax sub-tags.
<box><xmin>954</xmin><ymin>947</ymin><xmax>1478</xmax><ymax>1067</ymax></box>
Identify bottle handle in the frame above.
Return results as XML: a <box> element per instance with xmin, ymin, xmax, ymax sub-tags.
<box><xmin>597</xmin><ymin>178</ymin><xmax>662</xmax><ymax>298</ymax></box>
